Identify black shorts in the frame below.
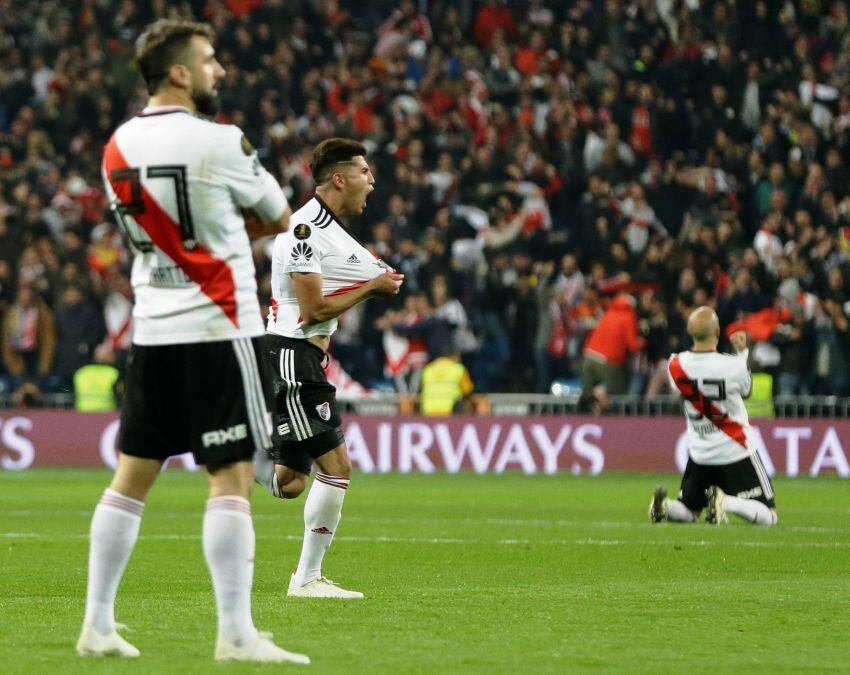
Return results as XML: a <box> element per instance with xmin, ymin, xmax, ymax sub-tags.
<box><xmin>679</xmin><ymin>453</ymin><xmax>776</xmax><ymax>511</ymax></box>
<box><xmin>264</xmin><ymin>334</ymin><xmax>344</xmax><ymax>475</ymax></box>
<box><xmin>120</xmin><ymin>337</ymin><xmax>273</xmax><ymax>471</ymax></box>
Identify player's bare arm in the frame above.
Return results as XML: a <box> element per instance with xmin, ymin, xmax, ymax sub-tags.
<box><xmin>292</xmin><ymin>270</ymin><xmax>404</xmax><ymax>325</ymax></box>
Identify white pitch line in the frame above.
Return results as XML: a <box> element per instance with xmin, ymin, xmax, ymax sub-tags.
<box><xmin>2</xmin><ymin>531</ymin><xmax>850</xmax><ymax>549</ymax></box>
<box><xmin>3</xmin><ymin>510</ymin><xmax>849</xmax><ymax>535</ymax></box>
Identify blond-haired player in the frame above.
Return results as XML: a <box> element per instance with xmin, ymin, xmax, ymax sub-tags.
<box><xmin>650</xmin><ymin>306</ymin><xmax>777</xmax><ymax>526</ymax></box>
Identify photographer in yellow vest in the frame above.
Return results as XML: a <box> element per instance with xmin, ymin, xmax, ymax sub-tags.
<box><xmin>420</xmin><ymin>346</ymin><xmax>474</xmax><ymax>416</ymax></box>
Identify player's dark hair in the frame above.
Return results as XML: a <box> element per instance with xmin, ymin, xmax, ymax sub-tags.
<box><xmin>135</xmin><ymin>19</ymin><xmax>214</xmax><ymax>95</ymax></box>
<box><xmin>310</xmin><ymin>138</ymin><xmax>368</xmax><ymax>185</ymax></box>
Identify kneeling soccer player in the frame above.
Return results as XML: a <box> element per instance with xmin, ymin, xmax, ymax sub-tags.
<box><xmin>649</xmin><ymin>307</ymin><xmax>777</xmax><ymax>526</ymax></box>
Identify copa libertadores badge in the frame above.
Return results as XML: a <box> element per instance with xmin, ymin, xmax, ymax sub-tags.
<box><xmin>294</xmin><ymin>223</ymin><xmax>311</xmax><ymax>240</ymax></box>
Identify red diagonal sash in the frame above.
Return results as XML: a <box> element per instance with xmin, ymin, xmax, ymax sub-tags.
<box><xmin>104</xmin><ymin>138</ymin><xmax>239</xmax><ymax>327</ymax></box>
<box><xmin>110</xmin><ymin>315</ymin><xmax>132</xmax><ymax>350</ymax></box>
<box><xmin>669</xmin><ymin>355</ymin><xmax>748</xmax><ymax>449</ymax></box>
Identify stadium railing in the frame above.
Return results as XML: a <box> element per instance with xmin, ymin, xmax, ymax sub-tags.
<box><xmin>2</xmin><ymin>393</ymin><xmax>849</xmax><ymax>418</ymax></box>
<box><xmin>343</xmin><ymin>393</ymin><xmax>850</xmax><ymax>417</ymax></box>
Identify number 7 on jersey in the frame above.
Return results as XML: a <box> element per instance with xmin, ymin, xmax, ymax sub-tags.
<box><xmin>109</xmin><ymin>164</ymin><xmax>197</xmax><ymax>252</ymax></box>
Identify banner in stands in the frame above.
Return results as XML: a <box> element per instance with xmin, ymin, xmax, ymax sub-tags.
<box><xmin>0</xmin><ymin>411</ymin><xmax>848</xmax><ymax>477</ymax></box>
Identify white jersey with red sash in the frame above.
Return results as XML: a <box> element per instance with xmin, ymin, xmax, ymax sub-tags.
<box><xmin>266</xmin><ymin>196</ymin><xmax>393</xmax><ymax>340</ymax></box>
<box><xmin>102</xmin><ymin>105</ymin><xmax>287</xmax><ymax>345</ymax></box>
<box><xmin>667</xmin><ymin>350</ymin><xmax>754</xmax><ymax>465</ymax></box>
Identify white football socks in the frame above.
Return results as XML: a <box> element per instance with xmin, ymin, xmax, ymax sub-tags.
<box><xmin>723</xmin><ymin>495</ymin><xmax>777</xmax><ymax>526</ymax></box>
<box><xmin>666</xmin><ymin>499</ymin><xmax>697</xmax><ymax>523</ymax></box>
<box><xmin>203</xmin><ymin>496</ymin><xmax>257</xmax><ymax>646</ymax></box>
<box><xmin>293</xmin><ymin>473</ymin><xmax>349</xmax><ymax>586</ymax></box>
<box><xmin>83</xmin><ymin>489</ymin><xmax>144</xmax><ymax>635</ymax></box>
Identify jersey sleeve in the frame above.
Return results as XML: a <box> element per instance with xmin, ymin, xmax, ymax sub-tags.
<box><xmin>213</xmin><ymin>125</ymin><xmax>288</xmax><ymax>212</ymax></box>
<box><xmin>278</xmin><ymin>226</ymin><xmax>325</xmax><ymax>275</ymax></box>
<box><xmin>735</xmin><ymin>354</ymin><xmax>752</xmax><ymax>398</ymax></box>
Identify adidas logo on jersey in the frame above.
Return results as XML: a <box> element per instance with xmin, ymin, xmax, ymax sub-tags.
<box><xmin>346</xmin><ymin>254</ymin><xmax>360</xmax><ymax>264</ymax></box>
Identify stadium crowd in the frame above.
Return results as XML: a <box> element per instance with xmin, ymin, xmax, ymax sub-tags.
<box><xmin>2</xmin><ymin>0</ymin><xmax>850</xmax><ymax>405</ymax></box>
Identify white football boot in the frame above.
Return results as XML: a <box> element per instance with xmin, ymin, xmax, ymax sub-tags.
<box><xmin>705</xmin><ymin>485</ymin><xmax>729</xmax><ymax>524</ymax></box>
<box><xmin>76</xmin><ymin>624</ymin><xmax>140</xmax><ymax>658</ymax></box>
<box><xmin>215</xmin><ymin>631</ymin><xmax>310</xmax><ymax>664</ymax></box>
<box><xmin>648</xmin><ymin>485</ymin><xmax>668</xmax><ymax>523</ymax></box>
<box><xmin>287</xmin><ymin>574</ymin><xmax>364</xmax><ymax>599</ymax></box>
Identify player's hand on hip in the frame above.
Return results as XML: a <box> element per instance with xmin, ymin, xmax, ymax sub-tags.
<box><xmin>369</xmin><ymin>272</ymin><xmax>404</xmax><ymax>297</ymax></box>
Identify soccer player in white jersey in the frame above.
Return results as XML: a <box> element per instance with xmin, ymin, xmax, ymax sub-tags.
<box><xmin>649</xmin><ymin>306</ymin><xmax>777</xmax><ymax>526</ymax></box>
<box><xmin>254</xmin><ymin>138</ymin><xmax>404</xmax><ymax>598</ymax></box>
<box><xmin>76</xmin><ymin>20</ymin><xmax>309</xmax><ymax>664</ymax></box>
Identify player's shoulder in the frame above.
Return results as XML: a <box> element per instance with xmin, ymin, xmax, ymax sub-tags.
<box><xmin>710</xmin><ymin>351</ymin><xmax>748</xmax><ymax>372</ymax></box>
<box><xmin>671</xmin><ymin>350</ymin><xmax>734</xmax><ymax>369</ymax></box>
<box><xmin>198</xmin><ymin>120</ymin><xmax>255</xmax><ymax>154</ymax></box>
<box><xmin>272</xmin><ymin>210</ymin><xmax>317</xmax><ymax>255</ymax></box>
<box><xmin>285</xmin><ymin>199</ymin><xmax>329</xmax><ymax>241</ymax></box>
<box><xmin>156</xmin><ymin>114</ymin><xmax>252</xmax><ymax>152</ymax></box>
<box><xmin>290</xmin><ymin>197</ymin><xmax>327</xmax><ymax>226</ymax></box>
<box><xmin>667</xmin><ymin>352</ymin><xmax>682</xmax><ymax>367</ymax></box>
<box><xmin>208</xmin><ymin>120</ymin><xmax>249</xmax><ymax>141</ymax></box>
<box><xmin>117</xmin><ymin>111</ymin><xmax>242</xmax><ymax>148</ymax></box>
<box><xmin>291</xmin><ymin>197</ymin><xmax>320</xmax><ymax>221</ymax></box>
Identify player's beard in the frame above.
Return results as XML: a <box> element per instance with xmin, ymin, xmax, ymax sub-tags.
<box><xmin>192</xmin><ymin>88</ymin><xmax>220</xmax><ymax>117</ymax></box>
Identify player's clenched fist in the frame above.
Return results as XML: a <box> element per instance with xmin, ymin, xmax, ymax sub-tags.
<box><xmin>729</xmin><ymin>330</ymin><xmax>748</xmax><ymax>354</ymax></box>
<box><xmin>368</xmin><ymin>272</ymin><xmax>405</xmax><ymax>296</ymax></box>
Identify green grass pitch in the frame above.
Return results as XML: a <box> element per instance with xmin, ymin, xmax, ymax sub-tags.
<box><xmin>1</xmin><ymin>470</ymin><xmax>848</xmax><ymax>673</ymax></box>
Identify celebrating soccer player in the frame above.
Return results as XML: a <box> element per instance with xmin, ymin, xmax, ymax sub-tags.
<box><xmin>254</xmin><ymin>138</ymin><xmax>404</xmax><ymax>598</ymax></box>
<box><xmin>649</xmin><ymin>306</ymin><xmax>778</xmax><ymax>526</ymax></box>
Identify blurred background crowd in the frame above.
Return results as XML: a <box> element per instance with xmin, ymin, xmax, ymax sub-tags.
<box><xmin>2</xmin><ymin>0</ymin><xmax>850</xmax><ymax>408</ymax></box>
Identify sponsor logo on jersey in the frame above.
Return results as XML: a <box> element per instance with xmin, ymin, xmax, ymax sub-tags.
<box><xmin>373</xmin><ymin>260</ymin><xmax>388</xmax><ymax>270</ymax></box>
<box><xmin>293</xmin><ymin>223</ymin><xmax>311</xmax><ymax>240</ymax></box>
<box><xmin>346</xmin><ymin>253</ymin><xmax>360</xmax><ymax>264</ymax></box>
<box><xmin>290</xmin><ymin>242</ymin><xmax>314</xmax><ymax>265</ymax></box>
<box><xmin>277</xmin><ymin>422</ymin><xmax>290</xmax><ymax>437</ymax></box>
<box><xmin>201</xmin><ymin>423</ymin><xmax>247</xmax><ymax>447</ymax></box>
<box><xmin>316</xmin><ymin>401</ymin><xmax>331</xmax><ymax>421</ymax></box>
